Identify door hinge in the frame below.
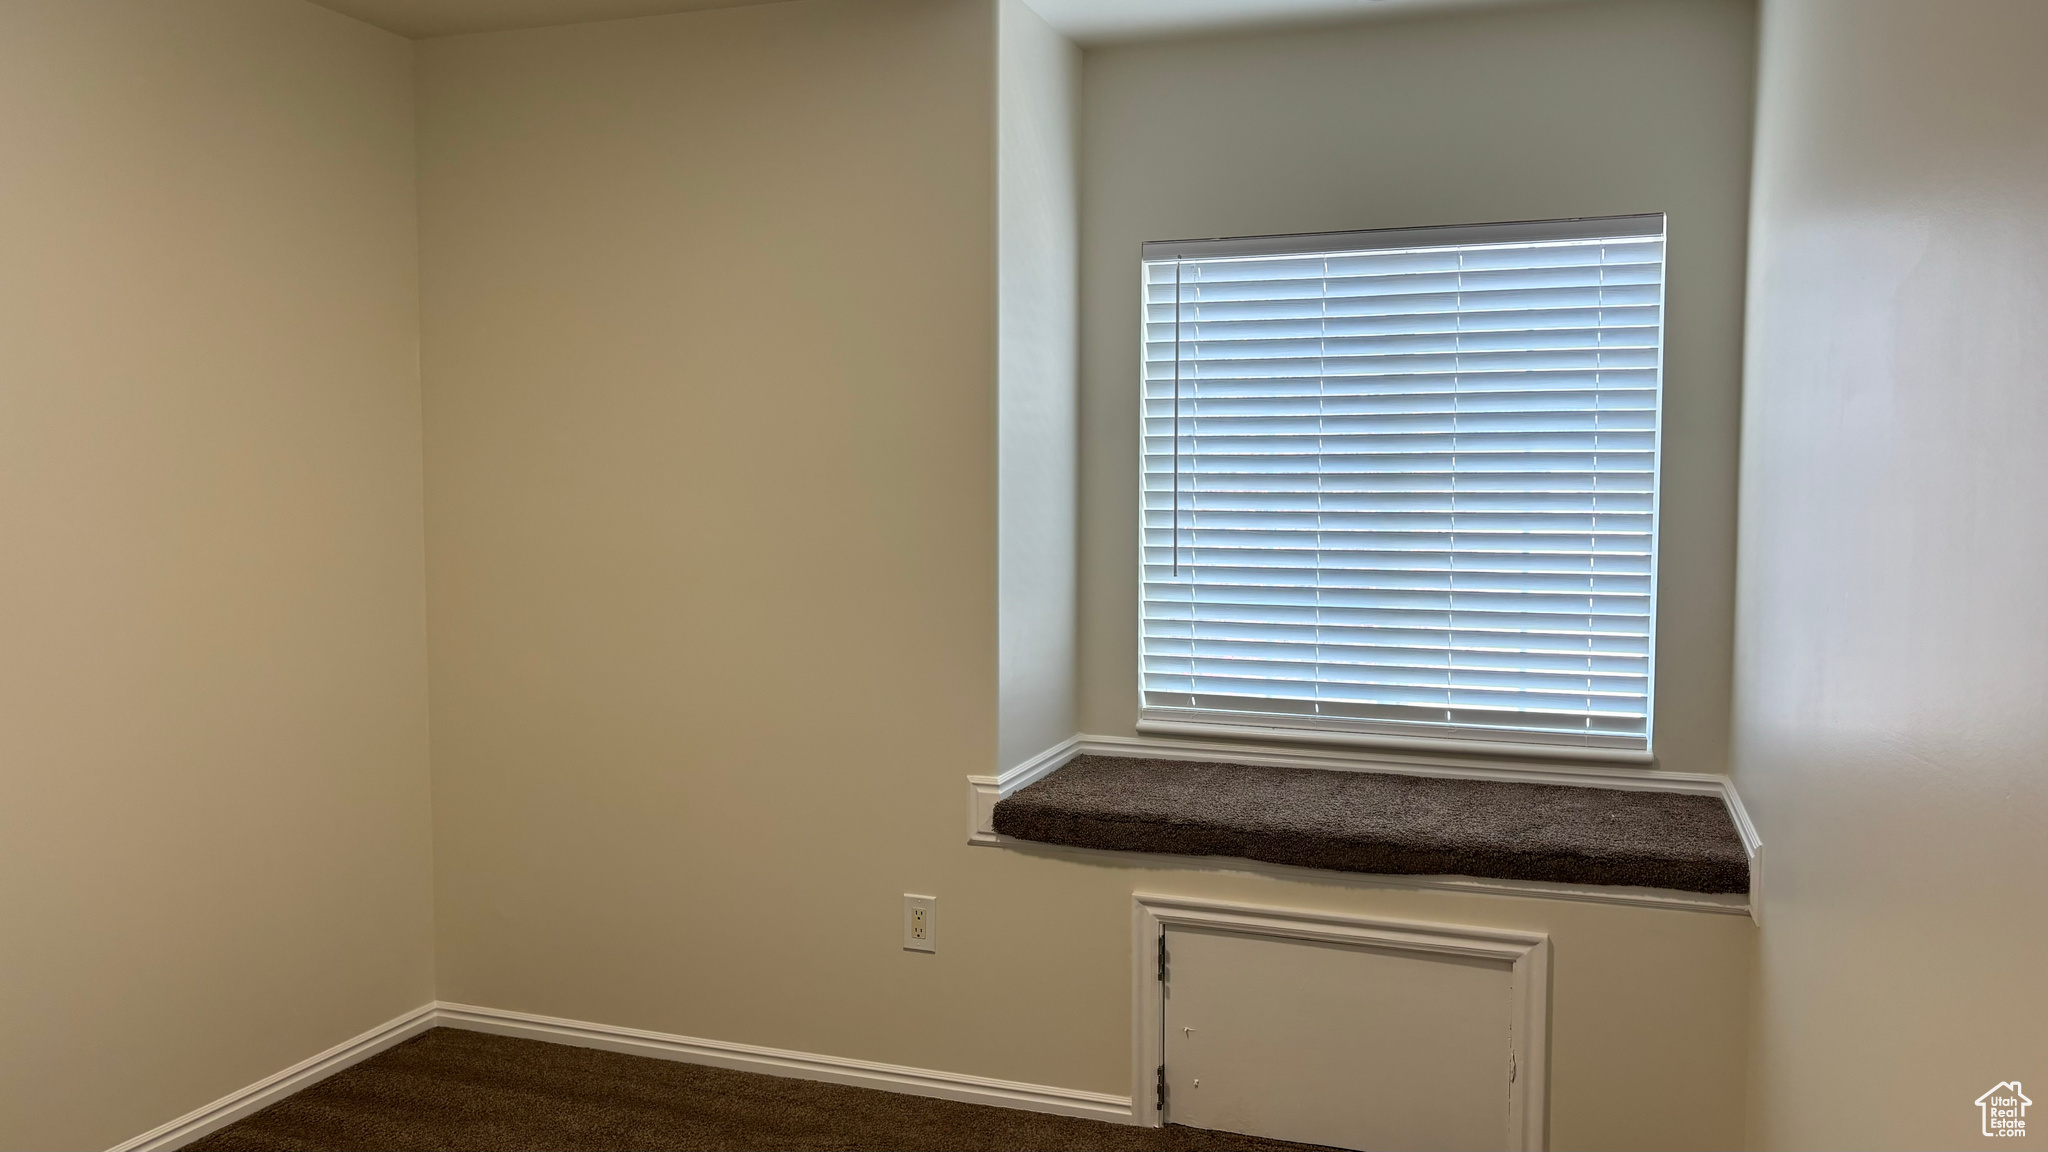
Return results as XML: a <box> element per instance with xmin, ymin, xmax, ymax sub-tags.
<box><xmin>1509</xmin><ymin>1050</ymin><xmax>1517</xmax><ymax>1084</ymax></box>
<box><xmin>1157</xmin><ymin>936</ymin><xmax>1167</xmax><ymax>982</ymax></box>
<box><xmin>1156</xmin><ymin>1064</ymin><xmax>1167</xmax><ymax>1112</ymax></box>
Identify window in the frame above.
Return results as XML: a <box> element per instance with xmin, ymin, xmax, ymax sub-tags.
<box><xmin>1140</xmin><ymin>216</ymin><xmax>1665</xmax><ymax>758</ymax></box>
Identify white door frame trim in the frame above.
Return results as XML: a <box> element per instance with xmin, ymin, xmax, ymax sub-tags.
<box><xmin>1132</xmin><ymin>893</ymin><xmax>1551</xmax><ymax>1151</ymax></box>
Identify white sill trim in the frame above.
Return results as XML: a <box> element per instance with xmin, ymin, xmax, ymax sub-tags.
<box><xmin>969</xmin><ymin>731</ymin><xmax>1761</xmax><ymax>923</ymax></box>
<box><xmin>1135</xmin><ymin>714</ymin><xmax>1653</xmax><ymax>765</ymax></box>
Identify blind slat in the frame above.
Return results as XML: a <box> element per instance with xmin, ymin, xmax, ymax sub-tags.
<box><xmin>1141</xmin><ymin>223</ymin><xmax>1664</xmax><ymax>749</ymax></box>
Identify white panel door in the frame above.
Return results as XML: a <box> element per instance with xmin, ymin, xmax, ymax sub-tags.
<box><xmin>1163</xmin><ymin>924</ymin><xmax>1515</xmax><ymax>1151</ymax></box>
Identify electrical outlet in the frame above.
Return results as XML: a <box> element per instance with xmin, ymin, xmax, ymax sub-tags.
<box><xmin>903</xmin><ymin>894</ymin><xmax>937</xmax><ymax>952</ymax></box>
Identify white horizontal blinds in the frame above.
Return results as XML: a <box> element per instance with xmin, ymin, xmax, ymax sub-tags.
<box><xmin>1140</xmin><ymin>218</ymin><xmax>1665</xmax><ymax>751</ymax></box>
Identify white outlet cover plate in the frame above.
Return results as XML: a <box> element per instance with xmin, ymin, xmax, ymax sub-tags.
<box><xmin>903</xmin><ymin>894</ymin><xmax>937</xmax><ymax>953</ymax></box>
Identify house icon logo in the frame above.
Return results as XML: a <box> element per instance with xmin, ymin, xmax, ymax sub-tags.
<box><xmin>1976</xmin><ymin>1081</ymin><xmax>2030</xmax><ymax>1138</ymax></box>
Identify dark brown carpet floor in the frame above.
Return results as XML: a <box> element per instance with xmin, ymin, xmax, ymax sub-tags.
<box><xmin>993</xmin><ymin>754</ymin><xmax>1748</xmax><ymax>894</ymax></box>
<box><xmin>188</xmin><ymin>1028</ymin><xmax>1332</xmax><ymax>1152</ymax></box>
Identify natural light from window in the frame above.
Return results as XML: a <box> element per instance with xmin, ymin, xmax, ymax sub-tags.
<box><xmin>1138</xmin><ymin>216</ymin><xmax>1666</xmax><ymax>756</ymax></box>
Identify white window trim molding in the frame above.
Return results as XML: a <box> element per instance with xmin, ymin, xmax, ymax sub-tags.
<box><xmin>1136</xmin><ymin>712</ymin><xmax>1654</xmax><ymax>764</ymax></box>
<box><xmin>1131</xmin><ymin>894</ymin><xmax>1551</xmax><ymax>1149</ymax></box>
<box><xmin>969</xmin><ymin>731</ymin><xmax>1762</xmax><ymax>922</ymax></box>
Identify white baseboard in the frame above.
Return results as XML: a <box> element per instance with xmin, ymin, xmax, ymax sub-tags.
<box><xmin>112</xmin><ymin>1001</ymin><xmax>1132</xmax><ymax>1149</ymax></box>
<box><xmin>434</xmin><ymin>1002</ymin><xmax>1132</xmax><ymax>1124</ymax></box>
<box><xmin>1000</xmin><ymin>734</ymin><xmax>1083</xmax><ymax>794</ymax></box>
<box><xmin>968</xmin><ymin>735</ymin><xmax>1084</xmax><ymax>845</ymax></box>
<box><xmin>108</xmin><ymin>1003</ymin><xmax>438</xmax><ymax>1152</ymax></box>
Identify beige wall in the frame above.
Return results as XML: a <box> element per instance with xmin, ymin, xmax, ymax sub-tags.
<box><xmin>0</xmin><ymin>3</ymin><xmax>434</xmax><ymax>1149</ymax></box>
<box><xmin>998</xmin><ymin>0</ymin><xmax>1083</xmax><ymax>769</ymax></box>
<box><xmin>0</xmin><ymin>2</ymin><xmax>1789</xmax><ymax>1148</ymax></box>
<box><xmin>1736</xmin><ymin>1</ymin><xmax>2048</xmax><ymax>1147</ymax></box>
<box><xmin>418</xmin><ymin>6</ymin><xmax>1751</xmax><ymax>1151</ymax></box>
<box><xmin>1078</xmin><ymin>0</ymin><xmax>1758</xmax><ymax>782</ymax></box>
<box><xmin>416</xmin><ymin>0</ymin><xmax>1002</xmax><ymax>1053</ymax></box>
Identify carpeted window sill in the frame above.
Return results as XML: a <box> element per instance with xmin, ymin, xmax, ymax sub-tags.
<box><xmin>989</xmin><ymin>755</ymin><xmax>1748</xmax><ymax>895</ymax></box>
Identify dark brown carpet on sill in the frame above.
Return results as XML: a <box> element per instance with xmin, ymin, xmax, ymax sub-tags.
<box><xmin>992</xmin><ymin>754</ymin><xmax>1748</xmax><ymax>894</ymax></box>
<box><xmin>188</xmin><ymin>1028</ymin><xmax>1333</xmax><ymax>1152</ymax></box>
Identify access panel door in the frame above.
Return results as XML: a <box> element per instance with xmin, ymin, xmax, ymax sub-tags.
<box><xmin>1163</xmin><ymin>924</ymin><xmax>1516</xmax><ymax>1151</ymax></box>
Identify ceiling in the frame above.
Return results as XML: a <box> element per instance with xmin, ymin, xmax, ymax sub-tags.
<box><xmin>308</xmin><ymin>0</ymin><xmax>1540</xmax><ymax>44</ymax></box>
